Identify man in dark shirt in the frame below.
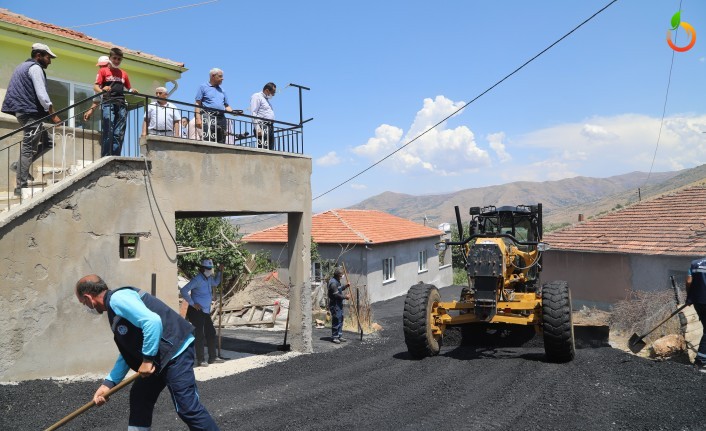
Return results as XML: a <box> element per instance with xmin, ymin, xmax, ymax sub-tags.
<box><xmin>1</xmin><ymin>42</ymin><xmax>61</xmax><ymax>196</ymax></box>
<box><xmin>327</xmin><ymin>268</ymin><xmax>350</xmax><ymax>344</ymax></box>
<box><xmin>686</xmin><ymin>257</ymin><xmax>706</xmax><ymax>372</ymax></box>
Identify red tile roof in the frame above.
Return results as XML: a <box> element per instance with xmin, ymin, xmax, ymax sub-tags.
<box><xmin>544</xmin><ymin>186</ymin><xmax>706</xmax><ymax>256</ymax></box>
<box><xmin>0</xmin><ymin>8</ymin><xmax>184</xmax><ymax>68</ymax></box>
<box><xmin>244</xmin><ymin>209</ymin><xmax>443</xmax><ymax>245</ymax></box>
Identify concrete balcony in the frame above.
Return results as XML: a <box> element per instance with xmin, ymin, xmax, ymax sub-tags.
<box><xmin>0</xmin><ymin>130</ymin><xmax>312</xmax><ymax>381</ymax></box>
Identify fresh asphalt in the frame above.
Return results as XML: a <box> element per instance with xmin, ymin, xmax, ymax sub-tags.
<box><xmin>3</xmin><ymin>284</ymin><xmax>706</xmax><ymax>430</ymax></box>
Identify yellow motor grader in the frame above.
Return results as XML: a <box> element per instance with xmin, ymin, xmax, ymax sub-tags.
<box><xmin>403</xmin><ymin>203</ymin><xmax>575</xmax><ymax>362</ymax></box>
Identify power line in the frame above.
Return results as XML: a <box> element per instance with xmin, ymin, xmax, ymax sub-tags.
<box><xmin>642</xmin><ymin>0</ymin><xmax>682</xmax><ymax>188</ymax></box>
<box><xmin>68</xmin><ymin>1</ymin><xmax>218</xmax><ymax>29</ymax></box>
<box><xmin>313</xmin><ymin>0</ymin><xmax>620</xmax><ymax>201</ymax></box>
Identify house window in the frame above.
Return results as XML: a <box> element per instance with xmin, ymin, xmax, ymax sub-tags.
<box><xmin>119</xmin><ymin>235</ymin><xmax>139</xmax><ymax>259</ymax></box>
<box><xmin>46</xmin><ymin>78</ymin><xmax>95</xmax><ymax>128</ymax></box>
<box><xmin>312</xmin><ymin>261</ymin><xmax>322</xmax><ymax>282</ymax></box>
<box><xmin>418</xmin><ymin>250</ymin><xmax>428</xmax><ymax>273</ymax></box>
<box><xmin>383</xmin><ymin>257</ymin><xmax>395</xmax><ymax>282</ymax></box>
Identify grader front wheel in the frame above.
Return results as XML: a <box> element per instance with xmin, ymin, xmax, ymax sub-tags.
<box><xmin>403</xmin><ymin>283</ymin><xmax>442</xmax><ymax>358</ymax></box>
<box><xmin>542</xmin><ymin>280</ymin><xmax>575</xmax><ymax>362</ymax></box>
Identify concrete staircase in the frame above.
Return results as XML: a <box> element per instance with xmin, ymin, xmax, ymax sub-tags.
<box><xmin>0</xmin><ymin>159</ymin><xmax>93</xmax><ymax>214</ymax></box>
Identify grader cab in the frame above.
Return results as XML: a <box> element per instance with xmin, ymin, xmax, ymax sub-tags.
<box><xmin>403</xmin><ymin>203</ymin><xmax>575</xmax><ymax>362</ymax></box>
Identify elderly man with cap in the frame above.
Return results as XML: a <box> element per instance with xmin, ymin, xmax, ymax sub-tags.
<box><xmin>328</xmin><ymin>267</ymin><xmax>351</xmax><ymax>344</ymax></box>
<box><xmin>142</xmin><ymin>86</ymin><xmax>181</xmax><ymax>137</ymax></box>
<box><xmin>1</xmin><ymin>42</ymin><xmax>62</xmax><ymax>197</ymax></box>
<box><xmin>180</xmin><ymin>259</ymin><xmax>225</xmax><ymax>366</ymax></box>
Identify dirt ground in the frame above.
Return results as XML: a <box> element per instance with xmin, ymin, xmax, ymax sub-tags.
<box><xmin>3</xmin><ymin>285</ymin><xmax>706</xmax><ymax>430</ymax></box>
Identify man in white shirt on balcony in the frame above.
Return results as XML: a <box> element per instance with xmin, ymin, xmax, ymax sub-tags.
<box><xmin>250</xmin><ymin>82</ymin><xmax>276</xmax><ymax>150</ymax></box>
<box><xmin>142</xmin><ymin>87</ymin><xmax>181</xmax><ymax>137</ymax></box>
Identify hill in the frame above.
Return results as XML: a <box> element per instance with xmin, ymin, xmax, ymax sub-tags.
<box><xmin>234</xmin><ymin>165</ymin><xmax>706</xmax><ymax>234</ymax></box>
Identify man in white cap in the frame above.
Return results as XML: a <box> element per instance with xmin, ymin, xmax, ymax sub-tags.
<box><xmin>180</xmin><ymin>258</ymin><xmax>225</xmax><ymax>367</ymax></box>
<box><xmin>1</xmin><ymin>42</ymin><xmax>61</xmax><ymax>197</ymax></box>
<box><xmin>142</xmin><ymin>86</ymin><xmax>181</xmax><ymax>137</ymax></box>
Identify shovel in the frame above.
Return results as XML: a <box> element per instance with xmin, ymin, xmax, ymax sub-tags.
<box><xmin>44</xmin><ymin>372</ymin><xmax>139</xmax><ymax>430</ymax></box>
<box><xmin>628</xmin><ymin>303</ymin><xmax>688</xmax><ymax>353</ymax></box>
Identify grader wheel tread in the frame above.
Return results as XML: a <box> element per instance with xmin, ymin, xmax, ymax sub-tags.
<box><xmin>403</xmin><ymin>283</ymin><xmax>441</xmax><ymax>358</ymax></box>
<box><xmin>542</xmin><ymin>280</ymin><xmax>575</xmax><ymax>363</ymax></box>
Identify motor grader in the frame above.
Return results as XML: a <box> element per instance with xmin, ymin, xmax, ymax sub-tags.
<box><xmin>403</xmin><ymin>203</ymin><xmax>575</xmax><ymax>362</ymax></box>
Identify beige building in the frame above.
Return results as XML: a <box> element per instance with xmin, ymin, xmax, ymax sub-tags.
<box><xmin>542</xmin><ymin>185</ymin><xmax>706</xmax><ymax>308</ymax></box>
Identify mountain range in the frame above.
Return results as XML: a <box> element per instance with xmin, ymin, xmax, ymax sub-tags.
<box><xmin>235</xmin><ymin>164</ymin><xmax>706</xmax><ymax>234</ymax></box>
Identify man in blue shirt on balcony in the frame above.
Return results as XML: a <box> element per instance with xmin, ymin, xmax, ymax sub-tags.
<box><xmin>194</xmin><ymin>69</ymin><xmax>241</xmax><ymax>144</ymax></box>
<box><xmin>75</xmin><ymin>274</ymin><xmax>220</xmax><ymax>430</ymax></box>
<box><xmin>180</xmin><ymin>259</ymin><xmax>225</xmax><ymax>367</ymax></box>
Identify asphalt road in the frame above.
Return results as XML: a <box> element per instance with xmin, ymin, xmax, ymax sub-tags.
<box><xmin>4</xmin><ymin>285</ymin><xmax>706</xmax><ymax>430</ymax></box>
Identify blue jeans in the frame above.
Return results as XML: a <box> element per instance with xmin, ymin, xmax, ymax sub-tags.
<box><xmin>330</xmin><ymin>305</ymin><xmax>343</xmax><ymax>339</ymax></box>
<box><xmin>101</xmin><ymin>102</ymin><xmax>127</xmax><ymax>156</ymax></box>
<box><xmin>128</xmin><ymin>344</ymin><xmax>219</xmax><ymax>430</ymax></box>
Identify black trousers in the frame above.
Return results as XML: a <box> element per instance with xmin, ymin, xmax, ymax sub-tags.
<box><xmin>186</xmin><ymin>306</ymin><xmax>217</xmax><ymax>363</ymax></box>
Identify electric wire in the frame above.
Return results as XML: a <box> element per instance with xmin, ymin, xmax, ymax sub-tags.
<box><xmin>642</xmin><ymin>0</ymin><xmax>682</xmax><ymax>188</ymax></box>
<box><xmin>69</xmin><ymin>1</ymin><xmax>218</xmax><ymax>29</ymax></box>
<box><xmin>313</xmin><ymin>0</ymin><xmax>620</xmax><ymax>202</ymax></box>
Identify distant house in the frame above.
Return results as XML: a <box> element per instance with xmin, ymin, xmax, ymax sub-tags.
<box><xmin>542</xmin><ymin>185</ymin><xmax>706</xmax><ymax>308</ymax></box>
<box><xmin>0</xmin><ymin>8</ymin><xmax>187</xmax><ymax>131</ymax></box>
<box><xmin>243</xmin><ymin>209</ymin><xmax>453</xmax><ymax>302</ymax></box>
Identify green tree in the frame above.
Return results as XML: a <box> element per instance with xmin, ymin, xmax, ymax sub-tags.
<box><xmin>176</xmin><ymin>217</ymin><xmax>256</xmax><ymax>280</ymax></box>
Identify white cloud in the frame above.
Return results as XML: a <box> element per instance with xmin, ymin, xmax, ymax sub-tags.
<box><xmin>510</xmin><ymin>113</ymin><xmax>706</xmax><ymax>179</ymax></box>
<box><xmin>315</xmin><ymin>151</ymin><xmax>342</xmax><ymax>167</ymax></box>
<box><xmin>352</xmin><ymin>95</ymin><xmax>491</xmax><ymax>176</ymax></box>
<box><xmin>352</xmin><ymin>125</ymin><xmax>402</xmax><ymax>158</ymax></box>
<box><xmin>700</xmin><ymin>57</ymin><xmax>705</xmax><ymax>63</ymax></box>
<box><xmin>350</xmin><ymin>183</ymin><xmax>367</xmax><ymax>190</ymax></box>
<box><xmin>487</xmin><ymin>132</ymin><xmax>511</xmax><ymax>162</ymax></box>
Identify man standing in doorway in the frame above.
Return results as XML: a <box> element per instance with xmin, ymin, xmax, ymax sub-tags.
<box><xmin>94</xmin><ymin>47</ymin><xmax>138</xmax><ymax>156</ymax></box>
<box><xmin>194</xmin><ymin>68</ymin><xmax>240</xmax><ymax>144</ymax></box>
<box><xmin>250</xmin><ymin>82</ymin><xmax>276</xmax><ymax>150</ymax></box>
<box><xmin>1</xmin><ymin>42</ymin><xmax>61</xmax><ymax>197</ymax></box>
<box><xmin>180</xmin><ymin>259</ymin><xmax>225</xmax><ymax>366</ymax></box>
<box><xmin>328</xmin><ymin>267</ymin><xmax>350</xmax><ymax>344</ymax></box>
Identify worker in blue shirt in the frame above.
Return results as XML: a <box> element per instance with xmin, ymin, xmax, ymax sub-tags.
<box><xmin>328</xmin><ymin>267</ymin><xmax>350</xmax><ymax>344</ymax></box>
<box><xmin>75</xmin><ymin>274</ymin><xmax>219</xmax><ymax>430</ymax></box>
<box><xmin>180</xmin><ymin>259</ymin><xmax>224</xmax><ymax>366</ymax></box>
<box><xmin>687</xmin><ymin>257</ymin><xmax>706</xmax><ymax>372</ymax></box>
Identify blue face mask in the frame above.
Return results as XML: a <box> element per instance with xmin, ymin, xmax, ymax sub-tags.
<box><xmin>204</xmin><ymin>269</ymin><xmax>214</xmax><ymax>277</ymax></box>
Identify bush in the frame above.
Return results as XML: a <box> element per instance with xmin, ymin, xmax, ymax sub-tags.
<box><xmin>453</xmin><ymin>268</ymin><xmax>468</xmax><ymax>286</ymax></box>
<box><xmin>609</xmin><ymin>289</ymin><xmax>684</xmax><ymax>343</ymax></box>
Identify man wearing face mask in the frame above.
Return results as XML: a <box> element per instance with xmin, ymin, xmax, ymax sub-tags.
<box><xmin>180</xmin><ymin>259</ymin><xmax>225</xmax><ymax>367</ymax></box>
<box><xmin>75</xmin><ymin>274</ymin><xmax>220</xmax><ymax>430</ymax></box>
<box><xmin>250</xmin><ymin>82</ymin><xmax>277</xmax><ymax>150</ymax></box>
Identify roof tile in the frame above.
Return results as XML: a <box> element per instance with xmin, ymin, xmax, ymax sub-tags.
<box><xmin>244</xmin><ymin>209</ymin><xmax>443</xmax><ymax>245</ymax></box>
<box><xmin>544</xmin><ymin>186</ymin><xmax>706</xmax><ymax>256</ymax></box>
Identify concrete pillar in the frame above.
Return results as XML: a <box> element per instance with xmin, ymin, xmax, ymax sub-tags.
<box><xmin>287</xmin><ymin>211</ymin><xmax>312</xmax><ymax>353</ymax></box>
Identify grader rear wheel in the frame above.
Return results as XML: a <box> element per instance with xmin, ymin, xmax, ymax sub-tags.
<box><xmin>542</xmin><ymin>280</ymin><xmax>575</xmax><ymax>362</ymax></box>
<box><xmin>403</xmin><ymin>283</ymin><xmax>442</xmax><ymax>358</ymax></box>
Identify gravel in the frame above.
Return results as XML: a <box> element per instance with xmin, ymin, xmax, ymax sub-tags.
<box><xmin>3</xmin><ymin>285</ymin><xmax>706</xmax><ymax>430</ymax></box>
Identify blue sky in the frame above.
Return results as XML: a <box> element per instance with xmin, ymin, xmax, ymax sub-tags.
<box><xmin>4</xmin><ymin>0</ymin><xmax>705</xmax><ymax>212</ymax></box>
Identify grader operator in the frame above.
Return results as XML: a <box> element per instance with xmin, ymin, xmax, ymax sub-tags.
<box><xmin>402</xmin><ymin>203</ymin><xmax>575</xmax><ymax>362</ymax></box>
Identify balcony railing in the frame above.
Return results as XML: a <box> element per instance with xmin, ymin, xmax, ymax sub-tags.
<box><xmin>0</xmin><ymin>89</ymin><xmax>308</xmax><ymax>212</ymax></box>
